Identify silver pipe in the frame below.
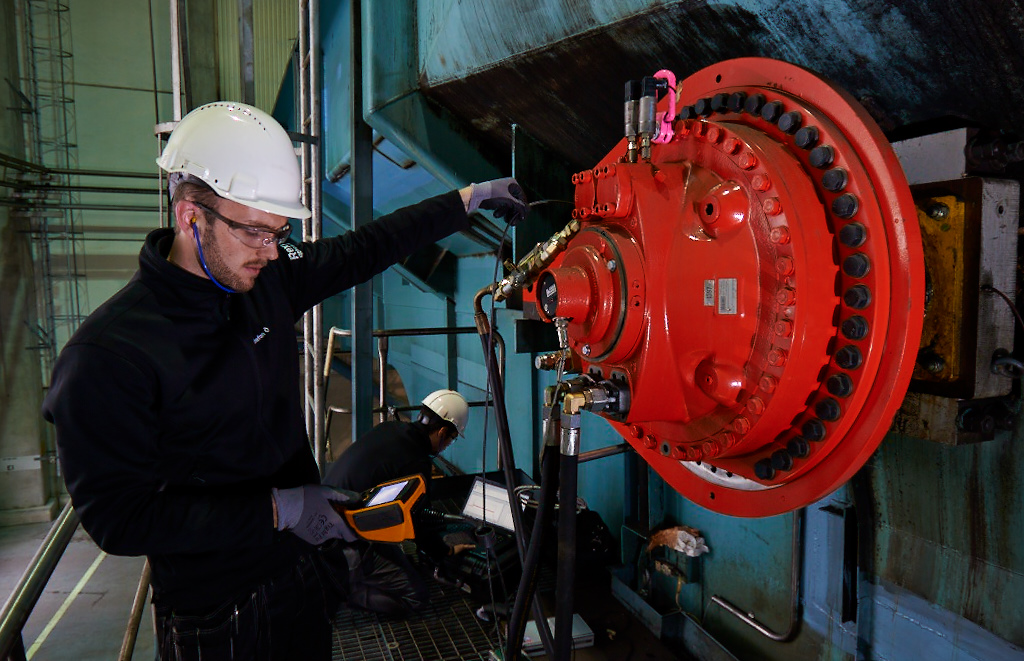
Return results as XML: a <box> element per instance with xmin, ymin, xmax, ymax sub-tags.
<box><xmin>377</xmin><ymin>336</ymin><xmax>389</xmax><ymax>424</ymax></box>
<box><xmin>324</xmin><ymin>324</ymin><xmax>505</xmax><ymax>411</ymax></box>
<box><xmin>9</xmin><ymin>183</ymin><xmax>162</xmax><ymax>194</ymax></box>
<box><xmin>169</xmin><ymin>0</ymin><xmax>181</xmax><ymax>121</ymax></box>
<box><xmin>117</xmin><ymin>561</ymin><xmax>151</xmax><ymax>661</ymax></box>
<box><xmin>0</xmin><ymin>200</ymin><xmax>161</xmax><ymax>212</ymax></box>
<box><xmin>578</xmin><ymin>442</ymin><xmax>630</xmax><ymax>464</ymax></box>
<box><xmin>0</xmin><ymin>502</ymin><xmax>80</xmax><ymax>659</ymax></box>
<box><xmin>710</xmin><ymin>508</ymin><xmax>804</xmax><ymax>642</ymax></box>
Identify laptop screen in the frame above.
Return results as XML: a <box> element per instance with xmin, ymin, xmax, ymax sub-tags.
<box><xmin>461</xmin><ymin>478</ymin><xmax>517</xmax><ymax>533</ymax></box>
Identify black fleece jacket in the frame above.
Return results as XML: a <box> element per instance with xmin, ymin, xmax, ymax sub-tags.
<box><xmin>323</xmin><ymin>421</ymin><xmax>434</xmax><ymax>494</ymax></box>
<box><xmin>42</xmin><ymin>191</ymin><xmax>469</xmax><ymax>610</ymax></box>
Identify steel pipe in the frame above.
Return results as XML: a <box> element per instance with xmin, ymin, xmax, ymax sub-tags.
<box><xmin>578</xmin><ymin>442</ymin><xmax>630</xmax><ymax>463</ymax></box>
<box><xmin>709</xmin><ymin>508</ymin><xmax>804</xmax><ymax>642</ymax></box>
<box><xmin>0</xmin><ymin>502</ymin><xmax>80</xmax><ymax>659</ymax></box>
<box><xmin>117</xmin><ymin>561</ymin><xmax>152</xmax><ymax>661</ymax></box>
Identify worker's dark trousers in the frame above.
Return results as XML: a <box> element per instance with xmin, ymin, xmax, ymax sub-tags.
<box><xmin>154</xmin><ymin>545</ymin><xmax>348</xmax><ymax>661</ymax></box>
<box><xmin>344</xmin><ymin>541</ymin><xmax>430</xmax><ymax>614</ymax></box>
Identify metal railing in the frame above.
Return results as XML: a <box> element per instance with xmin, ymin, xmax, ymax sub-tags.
<box><xmin>323</xmin><ymin>326</ymin><xmax>505</xmax><ymax>444</ymax></box>
<box><xmin>0</xmin><ymin>502</ymin><xmax>80</xmax><ymax>660</ymax></box>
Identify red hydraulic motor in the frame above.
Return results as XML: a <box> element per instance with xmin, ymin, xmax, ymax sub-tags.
<box><xmin>530</xmin><ymin>58</ymin><xmax>924</xmax><ymax>517</ymax></box>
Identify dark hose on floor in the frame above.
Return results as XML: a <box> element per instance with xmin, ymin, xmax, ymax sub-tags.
<box><xmin>554</xmin><ymin>449</ymin><xmax>579</xmax><ymax>660</ymax></box>
<box><xmin>505</xmin><ymin>434</ymin><xmax>559</xmax><ymax>660</ymax></box>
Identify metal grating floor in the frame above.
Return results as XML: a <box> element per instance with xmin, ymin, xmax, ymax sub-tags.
<box><xmin>332</xmin><ymin>581</ymin><xmax>504</xmax><ymax>661</ymax></box>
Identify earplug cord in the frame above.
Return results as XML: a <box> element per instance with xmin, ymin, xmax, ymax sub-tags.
<box><xmin>191</xmin><ymin>221</ymin><xmax>237</xmax><ymax>294</ymax></box>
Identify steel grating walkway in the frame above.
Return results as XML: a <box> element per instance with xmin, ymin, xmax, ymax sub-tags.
<box><xmin>332</xmin><ymin>581</ymin><xmax>505</xmax><ymax>660</ymax></box>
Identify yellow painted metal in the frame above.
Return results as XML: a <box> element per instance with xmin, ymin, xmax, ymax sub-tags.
<box><xmin>913</xmin><ymin>192</ymin><xmax>967</xmax><ymax>384</ymax></box>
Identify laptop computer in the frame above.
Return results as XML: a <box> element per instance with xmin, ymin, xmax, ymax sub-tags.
<box><xmin>461</xmin><ymin>476</ymin><xmax>518</xmax><ymax>533</ymax></box>
<box><xmin>433</xmin><ymin>473</ymin><xmax>527</xmax><ymax>600</ymax></box>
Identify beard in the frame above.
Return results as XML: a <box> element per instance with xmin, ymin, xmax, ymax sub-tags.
<box><xmin>199</xmin><ymin>225</ymin><xmax>261</xmax><ymax>292</ymax></box>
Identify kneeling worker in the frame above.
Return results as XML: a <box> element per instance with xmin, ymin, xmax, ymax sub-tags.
<box><xmin>325</xmin><ymin>389</ymin><xmax>473</xmax><ymax>613</ymax></box>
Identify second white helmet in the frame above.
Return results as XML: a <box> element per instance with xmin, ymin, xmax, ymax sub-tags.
<box><xmin>422</xmin><ymin>389</ymin><xmax>469</xmax><ymax>437</ymax></box>
<box><xmin>157</xmin><ymin>102</ymin><xmax>311</xmax><ymax>219</ymax></box>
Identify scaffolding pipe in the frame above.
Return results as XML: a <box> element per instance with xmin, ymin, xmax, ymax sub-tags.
<box><xmin>169</xmin><ymin>0</ymin><xmax>182</xmax><ymax>121</ymax></box>
<box><xmin>325</xmin><ymin>326</ymin><xmax>505</xmax><ymax>384</ymax></box>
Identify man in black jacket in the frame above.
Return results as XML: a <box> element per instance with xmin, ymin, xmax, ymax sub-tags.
<box><xmin>41</xmin><ymin>101</ymin><xmax>526</xmax><ymax>661</ymax></box>
<box><xmin>324</xmin><ymin>390</ymin><xmax>474</xmax><ymax>613</ymax></box>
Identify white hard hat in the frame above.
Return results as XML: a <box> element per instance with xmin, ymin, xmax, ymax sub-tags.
<box><xmin>156</xmin><ymin>102</ymin><xmax>311</xmax><ymax>219</ymax></box>
<box><xmin>422</xmin><ymin>389</ymin><xmax>469</xmax><ymax>437</ymax></box>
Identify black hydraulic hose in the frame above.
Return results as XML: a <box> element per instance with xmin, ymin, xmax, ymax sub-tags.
<box><xmin>477</xmin><ymin>328</ymin><xmax>528</xmax><ymax>557</ymax></box>
<box><xmin>505</xmin><ymin>439</ymin><xmax>559</xmax><ymax>661</ymax></box>
<box><xmin>474</xmin><ymin>284</ymin><xmax>555</xmax><ymax>657</ymax></box>
<box><xmin>473</xmin><ymin>286</ymin><xmax>529</xmax><ymax>558</ymax></box>
<box><xmin>554</xmin><ymin>450</ymin><xmax>579</xmax><ymax>660</ymax></box>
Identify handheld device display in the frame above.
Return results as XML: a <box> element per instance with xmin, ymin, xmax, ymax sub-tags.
<box><xmin>333</xmin><ymin>474</ymin><xmax>427</xmax><ymax>543</ymax></box>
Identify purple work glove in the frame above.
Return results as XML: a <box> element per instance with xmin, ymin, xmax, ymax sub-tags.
<box><xmin>467</xmin><ymin>177</ymin><xmax>529</xmax><ymax>226</ymax></box>
<box><xmin>272</xmin><ymin>485</ymin><xmax>358</xmax><ymax>545</ymax></box>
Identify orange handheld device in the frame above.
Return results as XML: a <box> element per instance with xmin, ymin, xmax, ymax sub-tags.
<box><xmin>335</xmin><ymin>474</ymin><xmax>426</xmax><ymax>543</ymax></box>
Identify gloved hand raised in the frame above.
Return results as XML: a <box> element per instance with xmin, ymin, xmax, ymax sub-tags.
<box><xmin>272</xmin><ymin>485</ymin><xmax>358</xmax><ymax>545</ymax></box>
<box><xmin>467</xmin><ymin>177</ymin><xmax>529</xmax><ymax>226</ymax></box>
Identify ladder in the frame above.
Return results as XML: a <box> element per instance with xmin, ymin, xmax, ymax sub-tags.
<box><xmin>298</xmin><ymin>0</ymin><xmax>326</xmax><ymax>473</ymax></box>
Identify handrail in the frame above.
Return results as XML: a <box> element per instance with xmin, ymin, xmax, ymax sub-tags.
<box><xmin>325</xmin><ymin>325</ymin><xmax>506</xmax><ymax>391</ymax></box>
<box><xmin>117</xmin><ymin>561</ymin><xmax>152</xmax><ymax>661</ymax></box>
<box><xmin>0</xmin><ymin>502</ymin><xmax>80</xmax><ymax>659</ymax></box>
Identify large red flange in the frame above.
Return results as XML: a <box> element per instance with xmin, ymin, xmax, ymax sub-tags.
<box><xmin>536</xmin><ymin>58</ymin><xmax>924</xmax><ymax>517</ymax></box>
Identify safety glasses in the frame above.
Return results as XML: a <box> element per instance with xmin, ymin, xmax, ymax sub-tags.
<box><xmin>193</xmin><ymin>201</ymin><xmax>293</xmax><ymax>248</ymax></box>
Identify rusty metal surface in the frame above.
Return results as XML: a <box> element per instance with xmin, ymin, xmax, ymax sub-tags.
<box><xmin>421</xmin><ymin>0</ymin><xmax>1024</xmax><ymax>171</ymax></box>
<box><xmin>865</xmin><ymin>430</ymin><xmax>1024</xmax><ymax>647</ymax></box>
<box><xmin>913</xmin><ymin>189</ymin><xmax>973</xmax><ymax>389</ymax></box>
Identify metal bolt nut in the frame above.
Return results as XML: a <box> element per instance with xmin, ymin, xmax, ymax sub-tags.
<box><xmin>802</xmin><ymin>418</ymin><xmax>827</xmax><ymax>441</ymax></box>
<box><xmin>794</xmin><ymin>126</ymin><xmax>819</xmax><ymax>149</ymax></box>
<box><xmin>769</xmin><ymin>226</ymin><xmax>791</xmax><ymax>244</ymax></box>
<box><xmin>926</xmin><ymin>202</ymin><xmax>950</xmax><ymax>220</ymax></box>
<box><xmin>843</xmin><ymin>285</ymin><xmax>872</xmax><ymax>309</ymax></box>
<box><xmin>607</xmin><ymin>260</ymin><xmax>617</xmax><ymax>272</ymax></box>
<box><xmin>771</xmin><ymin>449</ymin><xmax>794</xmax><ymax>471</ymax></box>
<box><xmin>754</xmin><ymin>458</ymin><xmax>776</xmax><ymax>480</ymax></box>
<box><xmin>728</xmin><ymin>91</ymin><xmax>748</xmax><ymax>113</ymax></box>
<box><xmin>839</xmin><ymin>223</ymin><xmax>867</xmax><ymax>248</ymax></box>
<box><xmin>761</xmin><ymin>100</ymin><xmax>784</xmax><ymax>123</ymax></box>
<box><xmin>841</xmin><ymin>315</ymin><xmax>869</xmax><ymax>340</ymax></box>
<box><xmin>826</xmin><ymin>373</ymin><xmax>854</xmax><ymax>397</ymax></box>
<box><xmin>809</xmin><ymin>145</ymin><xmax>835</xmax><ymax>169</ymax></box>
<box><xmin>744</xmin><ymin>93</ymin><xmax>766</xmax><ymax>116</ymax></box>
<box><xmin>787</xmin><ymin>437</ymin><xmax>810</xmax><ymax>457</ymax></box>
<box><xmin>832</xmin><ymin>193</ymin><xmax>859</xmax><ymax>219</ymax></box>
<box><xmin>822</xmin><ymin>167</ymin><xmax>848</xmax><ymax>192</ymax></box>
<box><xmin>778</xmin><ymin>110</ymin><xmax>803</xmax><ymax>134</ymax></box>
<box><xmin>581</xmin><ymin>344</ymin><xmax>592</xmax><ymax>356</ymax></box>
<box><xmin>843</xmin><ymin>253</ymin><xmax>871</xmax><ymax>278</ymax></box>
<box><xmin>835</xmin><ymin>345</ymin><xmax>864</xmax><ymax>370</ymax></box>
<box><xmin>815</xmin><ymin>398</ymin><xmax>842</xmax><ymax>421</ymax></box>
